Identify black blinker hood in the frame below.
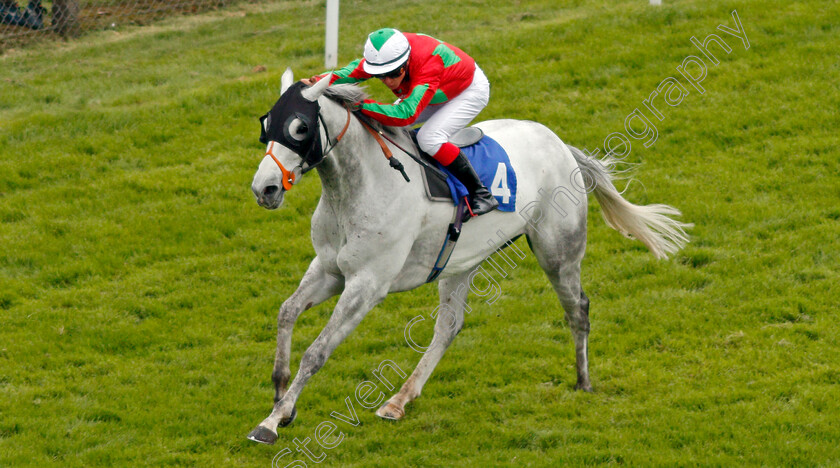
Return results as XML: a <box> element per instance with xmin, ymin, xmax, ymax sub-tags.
<box><xmin>259</xmin><ymin>81</ymin><xmax>324</xmax><ymax>172</ymax></box>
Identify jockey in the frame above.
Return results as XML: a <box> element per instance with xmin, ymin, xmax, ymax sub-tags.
<box><xmin>304</xmin><ymin>28</ymin><xmax>499</xmax><ymax>217</ymax></box>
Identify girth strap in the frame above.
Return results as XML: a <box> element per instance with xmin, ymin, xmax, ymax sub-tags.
<box><xmin>426</xmin><ymin>197</ymin><xmax>468</xmax><ymax>283</ymax></box>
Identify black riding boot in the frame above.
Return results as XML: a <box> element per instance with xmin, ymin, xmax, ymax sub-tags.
<box><xmin>445</xmin><ymin>151</ymin><xmax>499</xmax><ymax>218</ymax></box>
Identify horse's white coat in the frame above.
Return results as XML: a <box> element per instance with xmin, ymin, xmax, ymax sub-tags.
<box><xmin>247</xmin><ymin>70</ymin><xmax>690</xmax><ymax>444</ymax></box>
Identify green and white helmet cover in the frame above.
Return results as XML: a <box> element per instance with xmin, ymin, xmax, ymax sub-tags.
<box><xmin>362</xmin><ymin>28</ymin><xmax>411</xmax><ymax>75</ymax></box>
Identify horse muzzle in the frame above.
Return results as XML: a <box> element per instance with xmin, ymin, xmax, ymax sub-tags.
<box><xmin>253</xmin><ymin>182</ymin><xmax>285</xmax><ymax>210</ymax></box>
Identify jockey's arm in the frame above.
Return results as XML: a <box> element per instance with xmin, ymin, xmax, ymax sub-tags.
<box><xmin>302</xmin><ymin>56</ymin><xmax>443</xmax><ymax>127</ymax></box>
<box><xmin>305</xmin><ymin>59</ymin><xmax>371</xmax><ymax>86</ymax></box>
<box><xmin>359</xmin><ymin>59</ymin><xmax>443</xmax><ymax>127</ymax></box>
<box><xmin>358</xmin><ymin>82</ymin><xmax>438</xmax><ymax>127</ymax></box>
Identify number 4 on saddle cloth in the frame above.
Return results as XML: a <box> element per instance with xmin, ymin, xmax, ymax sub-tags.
<box><xmin>414</xmin><ymin>127</ymin><xmax>518</xmax><ymax>212</ymax></box>
<box><xmin>408</xmin><ymin>127</ymin><xmax>518</xmax><ymax>282</ymax></box>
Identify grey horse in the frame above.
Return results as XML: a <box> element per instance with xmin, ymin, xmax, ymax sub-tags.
<box><xmin>247</xmin><ymin>69</ymin><xmax>690</xmax><ymax>444</ymax></box>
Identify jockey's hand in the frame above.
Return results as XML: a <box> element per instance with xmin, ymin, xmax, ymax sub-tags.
<box><xmin>349</xmin><ymin>101</ymin><xmax>362</xmax><ymax>111</ymax></box>
<box><xmin>301</xmin><ymin>76</ymin><xmax>321</xmax><ymax>86</ymax></box>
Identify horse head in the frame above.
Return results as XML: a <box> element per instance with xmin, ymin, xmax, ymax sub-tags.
<box><xmin>251</xmin><ymin>68</ymin><xmax>333</xmax><ymax>209</ymax></box>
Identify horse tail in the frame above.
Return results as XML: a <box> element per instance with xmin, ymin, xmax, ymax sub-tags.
<box><xmin>566</xmin><ymin>145</ymin><xmax>692</xmax><ymax>259</ymax></box>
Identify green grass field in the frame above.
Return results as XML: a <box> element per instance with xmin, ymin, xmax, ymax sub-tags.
<box><xmin>1</xmin><ymin>0</ymin><xmax>838</xmax><ymax>466</ymax></box>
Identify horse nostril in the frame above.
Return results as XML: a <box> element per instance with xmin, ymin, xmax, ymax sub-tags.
<box><xmin>263</xmin><ymin>185</ymin><xmax>279</xmax><ymax>198</ymax></box>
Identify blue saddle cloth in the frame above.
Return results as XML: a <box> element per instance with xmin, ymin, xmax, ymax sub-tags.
<box><xmin>437</xmin><ymin>135</ymin><xmax>517</xmax><ymax>211</ymax></box>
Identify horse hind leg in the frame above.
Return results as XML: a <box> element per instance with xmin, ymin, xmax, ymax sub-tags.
<box><xmin>543</xmin><ymin>260</ymin><xmax>592</xmax><ymax>392</ymax></box>
<box><xmin>376</xmin><ymin>272</ymin><xmax>469</xmax><ymax>420</ymax></box>
<box><xmin>527</xmin><ymin>225</ymin><xmax>593</xmax><ymax>392</ymax></box>
<box><xmin>555</xmin><ymin>272</ymin><xmax>592</xmax><ymax>391</ymax></box>
<box><xmin>570</xmin><ymin>288</ymin><xmax>592</xmax><ymax>392</ymax></box>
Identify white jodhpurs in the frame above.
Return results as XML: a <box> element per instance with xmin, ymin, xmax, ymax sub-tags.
<box><xmin>414</xmin><ymin>65</ymin><xmax>490</xmax><ymax>157</ymax></box>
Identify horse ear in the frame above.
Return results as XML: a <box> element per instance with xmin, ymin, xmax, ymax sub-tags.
<box><xmin>302</xmin><ymin>73</ymin><xmax>332</xmax><ymax>102</ymax></box>
<box><xmin>280</xmin><ymin>68</ymin><xmax>294</xmax><ymax>95</ymax></box>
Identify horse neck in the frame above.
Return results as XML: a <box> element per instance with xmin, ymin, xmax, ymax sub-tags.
<box><xmin>315</xmin><ymin>99</ymin><xmax>405</xmax><ymax>205</ymax></box>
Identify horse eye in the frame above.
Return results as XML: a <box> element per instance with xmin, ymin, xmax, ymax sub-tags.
<box><xmin>288</xmin><ymin>118</ymin><xmax>308</xmax><ymax>141</ymax></box>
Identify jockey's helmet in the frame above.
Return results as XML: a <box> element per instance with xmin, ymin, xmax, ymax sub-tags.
<box><xmin>362</xmin><ymin>28</ymin><xmax>411</xmax><ymax>75</ymax></box>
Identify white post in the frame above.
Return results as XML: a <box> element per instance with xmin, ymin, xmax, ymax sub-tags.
<box><xmin>650</xmin><ymin>0</ymin><xmax>662</xmax><ymax>5</ymax></box>
<box><xmin>325</xmin><ymin>0</ymin><xmax>339</xmax><ymax>68</ymax></box>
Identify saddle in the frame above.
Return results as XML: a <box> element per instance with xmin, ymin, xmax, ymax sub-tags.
<box><xmin>413</xmin><ymin>127</ymin><xmax>485</xmax><ymax>202</ymax></box>
<box><xmin>407</xmin><ymin>126</ymin><xmax>517</xmax><ymax>283</ymax></box>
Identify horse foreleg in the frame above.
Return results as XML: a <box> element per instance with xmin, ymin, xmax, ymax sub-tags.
<box><xmin>272</xmin><ymin>257</ymin><xmax>343</xmax><ymax>403</ymax></box>
<box><xmin>377</xmin><ymin>272</ymin><xmax>469</xmax><ymax>421</ymax></box>
<box><xmin>247</xmin><ymin>257</ymin><xmax>342</xmax><ymax>445</ymax></box>
<box><xmin>248</xmin><ymin>274</ymin><xmax>387</xmax><ymax>444</ymax></box>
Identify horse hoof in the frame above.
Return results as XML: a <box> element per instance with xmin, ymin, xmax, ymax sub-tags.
<box><xmin>375</xmin><ymin>401</ymin><xmax>404</xmax><ymax>421</ymax></box>
<box><xmin>278</xmin><ymin>406</ymin><xmax>297</xmax><ymax>427</ymax></box>
<box><xmin>247</xmin><ymin>426</ymin><xmax>278</xmax><ymax>445</ymax></box>
<box><xmin>576</xmin><ymin>383</ymin><xmax>594</xmax><ymax>393</ymax></box>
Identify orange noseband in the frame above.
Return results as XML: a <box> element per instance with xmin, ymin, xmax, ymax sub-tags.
<box><xmin>265</xmin><ymin>142</ymin><xmax>296</xmax><ymax>191</ymax></box>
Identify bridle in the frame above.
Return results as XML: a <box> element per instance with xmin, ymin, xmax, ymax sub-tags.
<box><xmin>265</xmin><ymin>105</ymin><xmax>352</xmax><ymax>191</ymax></box>
<box><xmin>260</xmin><ymin>79</ymin><xmax>410</xmax><ymax>189</ymax></box>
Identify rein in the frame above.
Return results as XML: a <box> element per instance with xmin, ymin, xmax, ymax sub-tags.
<box><xmin>266</xmin><ymin>102</ymin><xmax>419</xmax><ymax>189</ymax></box>
<box><xmin>354</xmin><ymin>115</ymin><xmax>410</xmax><ymax>182</ymax></box>
<box><xmin>353</xmin><ymin>112</ymin><xmax>448</xmax><ymax>182</ymax></box>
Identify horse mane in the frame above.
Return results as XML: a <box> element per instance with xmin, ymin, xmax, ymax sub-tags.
<box><xmin>323</xmin><ymin>84</ymin><xmax>412</xmax><ymax>140</ymax></box>
<box><xmin>323</xmin><ymin>84</ymin><xmax>369</xmax><ymax>106</ymax></box>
